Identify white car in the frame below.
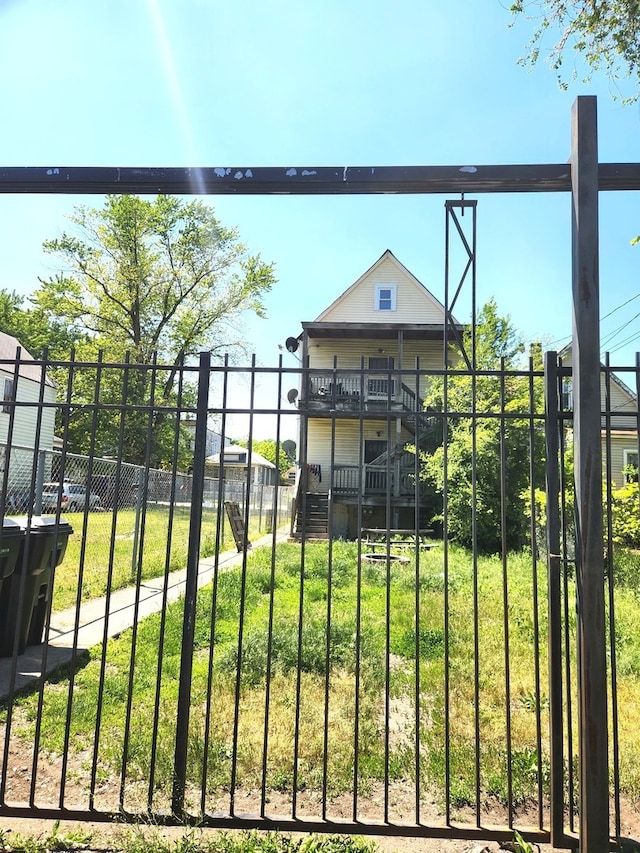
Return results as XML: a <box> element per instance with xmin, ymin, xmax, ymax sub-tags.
<box><xmin>41</xmin><ymin>482</ymin><xmax>100</xmax><ymax>512</ymax></box>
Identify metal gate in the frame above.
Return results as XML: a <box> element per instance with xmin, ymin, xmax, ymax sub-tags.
<box><xmin>0</xmin><ymin>95</ymin><xmax>636</xmax><ymax>852</ymax></box>
<box><xmin>0</xmin><ymin>341</ymin><xmax>631</xmax><ymax>849</ymax></box>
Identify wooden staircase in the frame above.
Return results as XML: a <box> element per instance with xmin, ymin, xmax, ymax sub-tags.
<box><xmin>293</xmin><ymin>493</ymin><xmax>329</xmax><ymax>539</ymax></box>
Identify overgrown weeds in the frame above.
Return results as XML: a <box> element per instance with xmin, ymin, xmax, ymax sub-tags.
<box><xmin>9</xmin><ymin>538</ymin><xmax>640</xmax><ymax>811</ymax></box>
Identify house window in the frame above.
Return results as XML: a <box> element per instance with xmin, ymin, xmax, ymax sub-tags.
<box><xmin>223</xmin><ymin>450</ymin><xmax>247</xmax><ymax>464</ymax></box>
<box><xmin>623</xmin><ymin>449</ymin><xmax>639</xmax><ymax>482</ymax></box>
<box><xmin>561</xmin><ymin>378</ymin><xmax>573</xmax><ymax>411</ymax></box>
<box><xmin>2</xmin><ymin>378</ymin><xmax>14</xmax><ymax>414</ymax></box>
<box><xmin>368</xmin><ymin>356</ymin><xmax>394</xmax><ymax>371</ymax></box>
<box><xmin>375</xmin><ymin>284</ymin><xmax>396</xmax><ymax>311</ymax></box>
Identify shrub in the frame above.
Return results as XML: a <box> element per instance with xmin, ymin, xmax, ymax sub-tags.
<box><xmin>610</xmin><ymin>481</ymin><xmax>640</xmax><ymax>549</ymax></box>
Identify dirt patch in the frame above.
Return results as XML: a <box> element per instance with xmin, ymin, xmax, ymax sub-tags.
<box><xmin>0</xmin><ymin>715</ymin><xmax>638</xmax><ymax>852</ymax></box>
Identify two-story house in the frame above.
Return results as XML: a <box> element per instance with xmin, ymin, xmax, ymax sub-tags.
<box><xmin>0</xmin><ymin>332</ymin><xmax>57</xmax><ymax>506</ymax></box>
<box><xmin>292</xmin><ymin>250</ymin><xmax>460</xmax><ymax>539</ymax></box>
<box><xmin>559</xmin><ymin>344</ymin><xmax>638</xmax><ymax>487</ymax></box>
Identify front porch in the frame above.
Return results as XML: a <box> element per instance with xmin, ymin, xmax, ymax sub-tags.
<box><xmin>302</xmin><ymin>371</ymin><xmax>427</xmax><ymax>427</ymax></box>
<box><xmin>331</xmin><ymin>461</ymin><xmax>417</xmax><ymax>497</ymax></box>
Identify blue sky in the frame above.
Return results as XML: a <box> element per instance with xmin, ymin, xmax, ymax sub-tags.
<box><xmin>0</xmin><ymin>0</ymin><xmax>638</xmax><ymax>421</ymax></box>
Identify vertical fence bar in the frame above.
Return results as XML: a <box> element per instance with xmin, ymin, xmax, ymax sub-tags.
<box><xmin>120</xmin><ymin>355</ymin><xmax>159</xmax><ymax>809</ymax></box>
<box><xmin>559</xmin><ymin>416</ymin><xmax>577</xmax><ymax>834</ymax></box>
<box><xmin>413</xmin><ymin>358</ymin><xmax>422</xmax><ymax>824</ymax></box>
<box><xmin>201</xmin><ymin>355</ymin><xmax>230</xmax><ymax>815</ymax></box>
<box><xmin>149</xmin><ymin>356</ymin><xmax>186</xmax><ymax>809</ymax></box>
<box><xmin>57</xmin><ymin>352</ymin><xmax>104</xmax><ymax>807</ymax></box>
<box><xmin>229</xmin><ymin>357</ymin><xmax>257</xmax><ymax>815</ymax></box>
<box><xmin>499</xmin><ymin>359</ymin><xmax>513</xmax><ymax>826</ymax></box>
<box><xmin>527</xmin><ymin>355</ymin><xmax>545</xmax><ymax>830</ymax></box>
<box><xmin>544</xmin><ymin>351</ymin><xmax>564</xmax><ymax>846</ymax></box>
<box><xmin>603</xmin><ymin>354</ymin><xmax>621</xmax><ymax>842</ymax></box>
<box><xmin>442</xmin><ymin>209</ymin><xmax>451</xmax><ymax>823</ymax></box>
<box><xmin>471</xmin><ymin>370</ymin><xmax>481</xmax><ymax>825</ymax></box>
<box><xmin>352</xmin><ymin>356</ymin><xmax>366</xmax><ymax>822</ymax></box>
<box><xmin>570</xmin><ymin>95</ymin><xmax>608</xmax><ymax>853</ymax></box>
<box><xmin>321</xmin><ymin>357</ymin><xmax>338</xmax><ymax>818</ymax></box>
<box><xmin>383</xmin><ymin>395</ymin><xmax>392</xmax><ymax>824</ymax></box>
<box><xmin>89</xmin><ymin>354</ymin><xmax>132</xmax><ymax>809</ymax></box>
<box><xmin>260</xmin><ymin>354</ymin><xmax>284</xmax><ymax>816</ymax></box>
<box><xmin>172</xmin><ymin>350</ymin><xmax>211</xmax><ymax>815</ymax></box>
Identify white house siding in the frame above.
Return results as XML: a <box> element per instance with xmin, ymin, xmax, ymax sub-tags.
<box><xmin>604</xmin><ymin>433</ymin><xmax>639</xmax><ymax>488</ymax></box>
<box><xmin>305</xmin><ymin>418</ymin><xmax>414</xmax><ymax>494</ymax></box>
<box><xmin>604</xmin><ymin>380</ymin><xmax>637</xmax><ymax>431</ymax></box>
<box><xmin>316</xmin><ymin>255</ymin><xmax>445</xmax><ymax>326</ymax></box>
<box><xmin>0</xmin><ymin>369</ymin><xmax>56</xmax><ymax>451</ymax></box>
<box><xmin>560</xmin><ymin>347</ymin><xmax>637</xmax><ymax>430</ymax></box>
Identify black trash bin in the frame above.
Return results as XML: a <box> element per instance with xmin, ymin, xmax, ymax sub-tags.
<box><xmin>0</xmin><ymin>518</ymin><xmax>25</xmax><ymax>596</ymax></box>
<box><xmin>0</xmin><ymin>515</ymin><xmax>73</xmax><ymax>656</ymax></box>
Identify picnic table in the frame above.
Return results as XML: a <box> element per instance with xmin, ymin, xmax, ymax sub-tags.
<box><xmin>360</xmin><ymin>528</ymin><xmax>436</xmax><ymax>552</ymax></box>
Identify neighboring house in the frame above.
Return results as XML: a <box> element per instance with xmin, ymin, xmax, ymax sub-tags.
<box><xmin>559</xmin><ymin>344</ymin><xmax>638</xmax><ymax>487</ymax></box>
<box><xmin>181</xmin><ymin>419</ymin><xmax>228</xmax><ymax>458</ymax></box>
<box><xmin>292</xmin><ymin>250</ymin><xmax>460</xmax><ymax>539</ymax></box>
<box><xmin>0</xmin><ymin>332</ymin><xmax>57</xmax><ymax>499</ymax></box>
<box><xmin>206</xmin><ymin>447</ymin><xmax>279</xmax><ymax>486</ymax></box>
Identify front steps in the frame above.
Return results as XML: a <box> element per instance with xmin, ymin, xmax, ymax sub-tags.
<box><xmin>292</xmin><ymin>492</ymin><xmax>329</xmax><ymax>540</ymax></box>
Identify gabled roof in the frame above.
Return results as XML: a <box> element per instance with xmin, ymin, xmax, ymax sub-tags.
<box><xmin>0</xmin><ymin>332</ymin><xmax>55</xmax><ymax>387</ymax></box>
<box><xmin>313</xmin><ymin>249</ymin><xmax>451</xmax><ymax>325</ymax></box>
<box><xmin>558</xmin><ymin>343</ymin><xmax>637</xmax><ymax>404</ymax></box>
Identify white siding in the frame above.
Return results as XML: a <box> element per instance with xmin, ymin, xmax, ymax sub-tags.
<box><xmin>306</xmin><ymin>418</ymin><xmax>414</xmax><ymax>493</ymax></box>
<box><xmin>317</xmin><ymin>255</ymin><xmax>445</xmax><ymax>325</ymax></box>
<box><xmin>0</xmin><ymin>368</ymin><xmax>56</xmax><ymax>451</ymax></box>
<box><xmin>560</xmin><ymin>348</ymin><xmax>637</xmax><ymax>429</ymax></box>
<box><xmin>605</xmin><ymin>434</ymin><xmax>639</xmax><ymax>488</ymax></box>
<box><xmin>606</xmin><ymin>380</ymin><xmax>637</xmax><ymax>430</ymax></box>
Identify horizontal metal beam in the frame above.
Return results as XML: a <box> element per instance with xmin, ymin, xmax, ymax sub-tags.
<box><xmin>0</xmin><ymin>162</ymin><xmax>638</xmax><ymax>195</ymax></box>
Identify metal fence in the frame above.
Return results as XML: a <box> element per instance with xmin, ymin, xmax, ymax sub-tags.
<box><xmin>3</xmin><ymin>445</ymin><xmax>291</xmax><ymax>540</ymax></box>
<box><xmin>0</xmin><ymin>351</ymin><xmax>636</xmax><ymax>849</ymax></box>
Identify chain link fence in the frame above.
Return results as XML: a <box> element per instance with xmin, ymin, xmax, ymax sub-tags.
<box><xmin>1</xmin><ymin>443</ymin><xmax>293</xmax><ymax>607</ymax></box>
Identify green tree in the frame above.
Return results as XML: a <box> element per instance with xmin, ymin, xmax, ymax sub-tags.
<box><xmin>0</xmin><ymin>288</ymin><xmax>84</xmax><ymax>358</ymax></box>
<box><xmin>421</xmin><ymin>300</ymin><xmax>545</xmax><ymax>552</ymax></box>
<box><xmin>39</xmin><ymin>194</ymin><xmax>275</xmax><ymax>364</ymax></box>
<box><xmin>36</xmin><ymin>195</ymin><xmax>276</xmax><ymax>467</ymax></box>
<box><xmin>510</xmin><ymin>1</ymin><xmax>640</xmax><ymax>102</ymax></box>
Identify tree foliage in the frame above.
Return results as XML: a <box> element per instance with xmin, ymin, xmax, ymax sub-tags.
<box><xmin>40</xmin><ymin>194</ymin><xmax>275</xmax><ymax>364</ymax></box>
<box><xmin>0</xmin><ymin>288</ymin><xmax>84</xmax><ymax>358</ymax></box>
<box><xmin>9</xmin><ymin>195</ymin><xmax>276</xmax><ymax>468</ymax></box>
<box><xmin>510</xmin><ymin>0</ymin><xmax>640</xmax><ymax>101</ymax></box>
<box><xmin>421</xmin><ymin>300</ymin><xmax>545</xmax><ymax>553</ymax></box>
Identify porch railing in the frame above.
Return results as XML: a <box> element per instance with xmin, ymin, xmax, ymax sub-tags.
<box><xmin>332</xmin><ymin>464</ymin><xmax>415</xmax><ymax>495</ymax></box>
<box><xmin>306</xmin><ymin>373</ymin><xmax>425</xmax><ymax>410</ymax></box>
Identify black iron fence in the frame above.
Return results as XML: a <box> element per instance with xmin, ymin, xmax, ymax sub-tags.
<box><xmin>0</xmin><ymin>351</ymin><xmax>636</xmax><ymax>848</ymax></box>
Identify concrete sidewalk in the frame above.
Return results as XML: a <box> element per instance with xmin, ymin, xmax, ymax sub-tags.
<box><xmin>0</xmin><ymin>530</ymin><xmax>289</xmax><ymax>699</ymax></box>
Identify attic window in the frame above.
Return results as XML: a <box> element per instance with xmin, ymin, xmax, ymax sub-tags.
<box><xmin>375</xmin><ymin>284</ymin><xmax>396</xmax><ymax>311</ymax></box>
<box><xmin>223</xmin><ymin>451</ymin><xmax>247</xmax><ymax>464</ymax></box>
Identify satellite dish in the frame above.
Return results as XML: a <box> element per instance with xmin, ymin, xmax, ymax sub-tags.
<box><xmin>282</xmin><ymin>439</ymin><xmax>295</xmax><ymax>457</ymax></box>
<box><xmin>287</xmin><ymin>388</ymin><xmax>298</xmax><ymax>404</ymax></box>
<box><xmin>285</xmin><ymin>336</ymin><xmax>300</xmax><ymax>353</ymax></box>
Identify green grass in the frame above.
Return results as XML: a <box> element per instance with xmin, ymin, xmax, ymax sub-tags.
<box><xmin>48</xmin><ymin>505</ymin><xmax>274</xmax><ymax>611</ymax></box>
<box><xmin>114</xmin><ymin>829</ymin><xmax>377</xmax><ymax>853</ymax></box>
<box><xmin>9</xmin><ymin>539</ymin><xmax>640</xmax><ymax>815</ymax></box>
<box><xmin>0</xmin><ymin>824</ymin><xmax>376</xmax><ymax>853</ymax></box>
<box><xmin>0</xmin><ymin>821</ymin><xmax>92</xmax><ymax>853</ymax></box>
